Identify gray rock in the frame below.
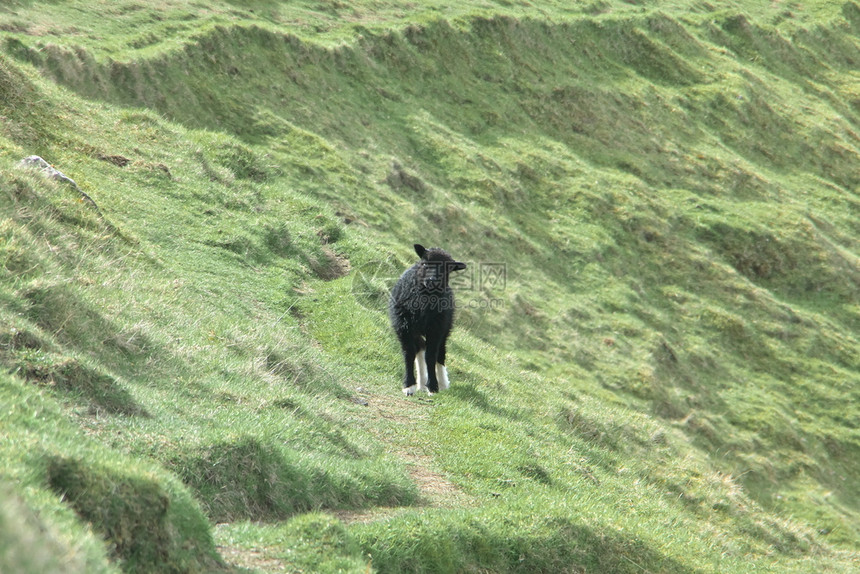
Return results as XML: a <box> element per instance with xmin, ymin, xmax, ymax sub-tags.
<box><xmin>17</xmin><ymin>155</ymin><xmax>99</xmax><ymax>210</ymax></box>
<box><xmin>18</xmin><ymin>155</ymin><xmax>79</xmax><ymax>189</ymax></box>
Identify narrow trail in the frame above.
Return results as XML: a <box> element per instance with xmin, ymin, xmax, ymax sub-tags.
<box><xmin>215</xmin><ymin>386</ymin><xmax>471</xmax><ymax>572</ymax></box>
<box><xmin>340</xmin><ymin>386</ymin><xmax>473</xmax><ymax>519</ymax></box>
<box><xmin>216</xmin><ymin>543</ymin><xmax>287</xmax><ymax>574</ymax></box>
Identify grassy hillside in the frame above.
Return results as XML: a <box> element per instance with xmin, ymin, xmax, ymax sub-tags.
<box><xmin>1</xmin><ymin>1</ymin><xmax>858</xmax><ymax>572</ymax></box>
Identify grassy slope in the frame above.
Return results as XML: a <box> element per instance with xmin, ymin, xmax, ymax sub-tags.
<box><xmin>1</xmin><ymin>0</ymin><xmax>858</xmax><ymax>572</ymax></box>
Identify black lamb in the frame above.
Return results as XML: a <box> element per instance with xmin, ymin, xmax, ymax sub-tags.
<box><xmin>389</xmin><ymin>244</ymin><xmax>467</xmax><ymax>395</ymax></box>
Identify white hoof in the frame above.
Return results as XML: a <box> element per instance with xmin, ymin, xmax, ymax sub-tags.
<box><xmin>403</xmin><ymin>385</ymin><xmax>417</xmax><ymax>396</ymax></box>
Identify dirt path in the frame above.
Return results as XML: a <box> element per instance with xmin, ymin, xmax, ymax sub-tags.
<box><xmin>356</xmin><ymin>387</ymin><xmax>468</xmax><ymax>507</ymax></box>
<box><xmin>216</xmin><ymin>386</ymin><xmax>470</xmax><ymax>572</ymax></box>
<box><xmin>216</xmin><ymin>543</ymin><xmax>286</xmax><ymax>573</ymax></box>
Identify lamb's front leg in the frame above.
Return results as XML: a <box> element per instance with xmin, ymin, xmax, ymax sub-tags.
<box><xmin>401</xmin><ymin>345</ymin><xmax>418</xmax><ymax>396</ymax></box>
<box><xmin>424</xmin><ymin>342</ymin><xmax>441</xmax><ymax>395</ymax></box>
<box><xmin>436</xmin><ymin>339</ymin><xmax>450</xmax><ymax>390</ymax></box>
<box><xmin>435</xmin><ymin>363</ymin><xmax>450</xmax><ymax>390</ymax></box>
<box><xmin>414</xmin><ymin>349</ymin><xmax>428</xmax><ymax>393</ymax></box>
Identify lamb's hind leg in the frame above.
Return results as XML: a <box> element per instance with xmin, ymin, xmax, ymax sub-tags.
<box><xmin>424</xmin><ymin>337</ymin><xmax>442</xmax><ymax>395</ymax></box>
<box><xmin>401</xmin><ymin>343</ymin><xmax>418</xmax><ymax>396</ymax></box>
<box><xmin>414</xmin><ymin>349</ymin><xmax>428</xmax><ymax>393</ymax></box>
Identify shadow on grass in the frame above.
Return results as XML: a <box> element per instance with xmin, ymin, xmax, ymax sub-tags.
<box><xmin>1</xmin><ymin>324</ymin><xmax>149</xmax><ymax>416</ymax></box>
<box><xmin>0</xmin><ymin>278</ymin><xmax>172</xmax><ymax>416</ymax></box>
<box><xmin>23</xmin><ymin>282</ymin><xmax>155</xmax><ymax>362</ymax></box>
<box><xmin>12</xmin><ymin>351</ymin><xmax>149</xmax><ymax>416</ymax></box>
<box><xmin>447</xmin><ymin>383</ymin><xmax>525</xmax><ymax>422</ymax></box>
<box><xmin>168</xmin><ymin>437</ymin><xmax>418</xmax><ymax>523</ymax></box>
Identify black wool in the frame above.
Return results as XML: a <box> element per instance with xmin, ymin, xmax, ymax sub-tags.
<box><xmin>389</xmin><ymin>244</ymin><xmax>466</xmax><ymax>395</ymax></box>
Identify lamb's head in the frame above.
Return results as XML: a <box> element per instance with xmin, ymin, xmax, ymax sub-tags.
<box><xmin>414</xmin><ymin>244</ymin><xmax>466</xmax><ymax>289</ymax></box>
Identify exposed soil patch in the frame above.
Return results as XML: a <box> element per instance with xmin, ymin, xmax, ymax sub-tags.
<box><xmin>216</xmin><ymin>540</ymin><xmax>288</xmax><ymax>573</ymax></box>
<box><xmin>312</xmin><ymin>246</ymin><xmax>351</xmax><ymax>280</ymax></box>
<box><xmin>353</xmin><ymin>387</ymin><xmax>471</xmax><ymax>510</ymax></box>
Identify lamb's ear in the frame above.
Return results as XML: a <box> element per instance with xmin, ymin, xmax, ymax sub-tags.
<box><xmin>451</xmin><ymin>261</ymin><xmax>467</xmax><ymax>271</ymax></box>
<box><xmin>414</xmin><ymin>244</ymin><xmax>427</xmax><ymax>259</ymax></box>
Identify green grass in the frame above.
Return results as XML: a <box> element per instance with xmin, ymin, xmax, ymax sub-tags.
<box><xmin>1</xmin><ymin>0</ymin><xmax>858</xmax><ymax>572</ymax></box>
